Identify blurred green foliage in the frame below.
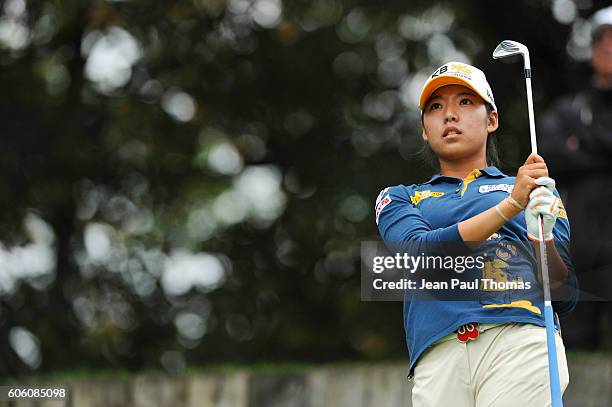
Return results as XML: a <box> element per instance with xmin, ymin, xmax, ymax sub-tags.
<box><xmin>0</xmin><ymin>0</ymin><xmax>606</xmax><ymax>376</ymax></box>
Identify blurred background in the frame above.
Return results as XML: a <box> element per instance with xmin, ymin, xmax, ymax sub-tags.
<box><xmin>0</xmin><ymin>0</ymin><xmax>610</xmax><ymax>379</ymax></box>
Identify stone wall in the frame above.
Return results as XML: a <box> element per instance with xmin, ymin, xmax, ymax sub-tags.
<box><xmin>1</xmin><ymin>356</ymin><xmax>610</xmax><ymax>406</ymax></box>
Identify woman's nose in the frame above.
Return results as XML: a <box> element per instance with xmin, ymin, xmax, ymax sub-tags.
<box><xmin>444</xmin><ymin>107</ymin><xmax>458</xmax><ymax>122</ymax></box>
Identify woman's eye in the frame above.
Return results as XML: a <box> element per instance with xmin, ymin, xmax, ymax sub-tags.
<box><xmin>429</xmin><ymin>102</ymin><xmax>442</xmax><ymax>110</ymax></box>
<box><xmin>460</xmin><ymin>98</ymin><xmax>473</xmax><ymax>105</ymax></box>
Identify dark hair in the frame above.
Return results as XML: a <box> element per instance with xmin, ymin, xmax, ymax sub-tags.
<box><xmin>418</xmin><ymin>103</ymin><xmax>500</xmax><ymax>171</ymax></box>
<box><xmin>592</xmin><ymin>25</ymin><xmax>612</xmax><ymax>45</ymax></box>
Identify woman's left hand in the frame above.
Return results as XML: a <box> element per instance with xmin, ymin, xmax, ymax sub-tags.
<box><xmin>525</xmin><ymin>177</ymin><xmax>560</xmax><ymax>242</ymax></box>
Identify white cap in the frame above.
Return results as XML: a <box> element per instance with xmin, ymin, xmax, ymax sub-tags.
<box><xmin>419</xmin><ymin>61</ymin><xmax>497</xmax><ymax>112</ymax></box>
<box><xmin>591</xmin><ymin>6</ymin><xmax>612</xmax><ymax>40</ymax></box>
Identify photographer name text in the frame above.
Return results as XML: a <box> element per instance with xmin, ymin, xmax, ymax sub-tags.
<box><xmin>372</xmin><ymin>278</ymin><xmax>532</xmax><ymax>291</ymax></box>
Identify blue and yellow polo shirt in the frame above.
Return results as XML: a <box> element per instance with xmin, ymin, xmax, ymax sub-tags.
<box><xmin>375</xmin><ymin>166</ymin><xmax>578</xmax><ymax>373</ymax></box>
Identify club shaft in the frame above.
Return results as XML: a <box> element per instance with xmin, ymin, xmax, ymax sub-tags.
<box><xmin>524</xmin><ymin>54</ymin><xmax>562</xmax><ymax>406</ymax></box>
<box><xmin>538</xmin><ymin>221</ymin><xmax>551</xmax><ymax>304</ymax></box>
<box><xmin>539</xmin><ymin>218</ymin><xmax>563</xmax><ymax>406</ymax></box>
<box><xmin>525</xmin><ymin>78</ymin><xmax>538</xmax><ymax>155</ymax></box>
<box><xmin>545</xmin><ymin>301</ymin><xmax>563</xmax><ymax>406</ymax></box>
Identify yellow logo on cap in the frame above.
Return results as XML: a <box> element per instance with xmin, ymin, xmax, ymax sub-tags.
<box><xmin>451</xmin><ymin>63</ymin><xmax>472</xmax><ymax>74</ymax></box>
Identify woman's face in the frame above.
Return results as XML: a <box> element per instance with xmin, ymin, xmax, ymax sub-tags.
<box><xmin>421</xmin><ymin>84</ymin><xmax>498</xmax><ymax>164</ymax></box>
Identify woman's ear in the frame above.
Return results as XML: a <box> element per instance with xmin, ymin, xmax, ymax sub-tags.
<box><xmin>487</xmin><ymin>111</ymin><xmax>499</xmax><ymax>133</ymax></box>
<box><xmin>421</xmin><ymin>128</ymin><xmax>429</xmax><ymax>143</ymax></box>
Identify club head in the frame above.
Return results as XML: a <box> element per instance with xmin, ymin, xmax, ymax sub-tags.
<box><xmin>492</xmin><ymin>40</ymin><xmax>529</xmax><ymax>60</ymax></box>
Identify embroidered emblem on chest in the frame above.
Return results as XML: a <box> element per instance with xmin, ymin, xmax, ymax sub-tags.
<box><xmin>410</xmin><ymin>190</ymin><xmax>445</xmax><ymax>205</ymax></box>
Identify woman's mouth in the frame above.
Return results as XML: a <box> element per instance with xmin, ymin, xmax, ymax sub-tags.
<box><xmin>443</xmin><ymin>127</ymin><xmax>462</xmax><ymax>138</ymax></box>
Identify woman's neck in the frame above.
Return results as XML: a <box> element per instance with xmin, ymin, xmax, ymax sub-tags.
<box><xmin>439</xmin><ymin>157</ymin><xmax>489</xmax><ymax>179</ymax></box>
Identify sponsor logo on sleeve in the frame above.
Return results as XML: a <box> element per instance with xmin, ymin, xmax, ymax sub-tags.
<box><xmin>375</xmin><ymin>195</ymin><xmax>392</xmax><ymax>225</ymax></box>
<box><xmin>375</xmin><ymin>187</ymin><xmax>390</xmax><ymax>206</ymax></box>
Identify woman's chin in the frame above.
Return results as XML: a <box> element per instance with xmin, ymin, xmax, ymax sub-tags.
<box><xmin>434</xmin><ymin>145</ymin><xmax>472</xmax><ymax>160</ymax></box>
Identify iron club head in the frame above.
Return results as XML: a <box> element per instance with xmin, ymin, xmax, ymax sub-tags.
<box><xmin>492</xmin><ymin>40</ymin><xmax>531</xmax><ymax>69</ymax></box>
<box><xmin>492</xmin><ymin>40</ymin><xmax>529</xmax><ymax>59</ymax></box>
<box><xmin>491</xmin><ymin>39</ymin><xmax>537</xmax><ymax>153</ymax></box>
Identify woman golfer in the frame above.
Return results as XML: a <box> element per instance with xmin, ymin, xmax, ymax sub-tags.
<box><xmin>375</xmin><ymin>62</ymin><xmax>577</xmax><ymax>406</ymax></box>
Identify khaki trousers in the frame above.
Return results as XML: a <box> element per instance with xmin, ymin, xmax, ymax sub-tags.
<box><xmin>411</xmin><ymin>323</ymin><xmax>569</xmax><ymax>407</ymax></box>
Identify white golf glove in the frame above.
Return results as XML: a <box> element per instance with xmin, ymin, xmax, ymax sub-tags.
<box><xmin>525</xmin><ymin>177</ymin><xmax>560</xmax><ymax>242</ymax></box>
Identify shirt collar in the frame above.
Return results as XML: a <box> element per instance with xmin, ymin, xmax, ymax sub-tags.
<box><xmin>420</xmin><ymin>166</ymin><xmax>506</xmax><ymax>185</ymax></box>
<box><xmin>479</xmin><ymin>166</ymin><xmax>506</xmax><ymax>178</ymax></box>
<box><xmin>420</xmin><ymin>174</ymin><xmax>444</xmax><ymax>185</ymax></box>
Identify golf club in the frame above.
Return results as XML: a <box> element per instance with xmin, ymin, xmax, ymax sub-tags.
<box><xmin>493</xmin><ymin>39</ymin><xmax>563</xmax><ymax>407</ymax></box>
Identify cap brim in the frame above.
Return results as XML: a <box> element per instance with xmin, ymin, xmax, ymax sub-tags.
<box><xmin>419</xmin><ymin>76</ymin><xmax>492</xmax><ymax>111</ymax></box>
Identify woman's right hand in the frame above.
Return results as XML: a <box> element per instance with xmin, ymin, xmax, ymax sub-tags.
<box><xmin>511</xmin><ymin>153</ymin><xmax>549</xmax><ymax>208</ymax></box>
